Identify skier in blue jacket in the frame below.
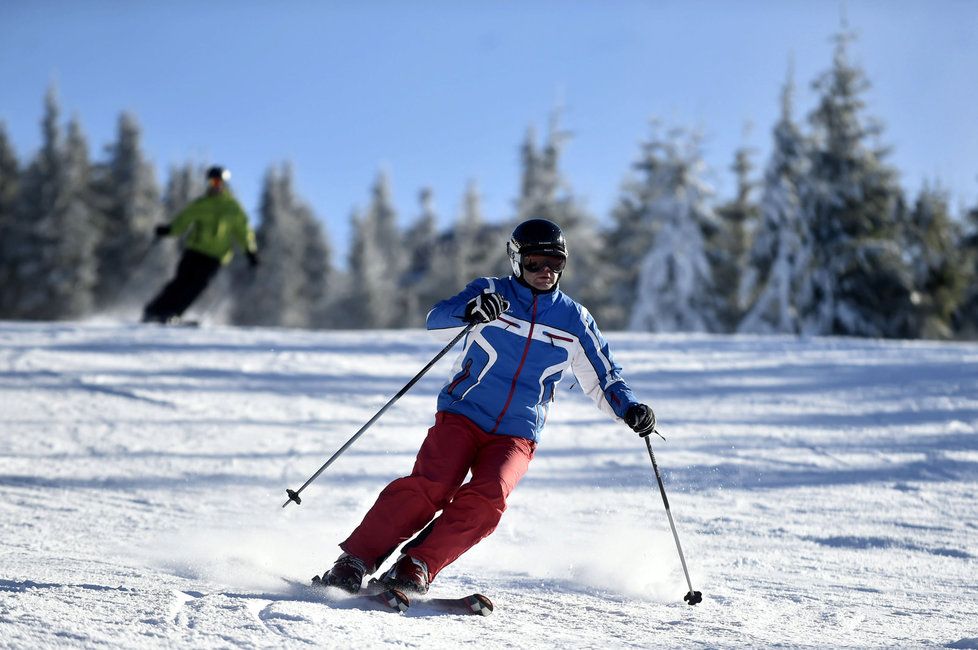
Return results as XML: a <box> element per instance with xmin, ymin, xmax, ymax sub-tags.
<box><xmin>321</xmin><ymin>218</ymin><xmax>658</xmax><ymax>595</ymax></box>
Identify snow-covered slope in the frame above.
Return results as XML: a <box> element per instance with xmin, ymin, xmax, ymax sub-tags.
<box><xmin>1</xmin><ymin>322</ymin><xmax>976</xmax><ymax>648</ymax></box>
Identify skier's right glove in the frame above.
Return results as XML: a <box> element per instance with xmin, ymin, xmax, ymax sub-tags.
<box><xmin>154</xmin><ymin>224</ymin><xmax>172</xmax><ymax>238</ymax></box>
<box><xmin>624</xmin><ymin>403</ymin><xmax>656</xmax><ymax>438</ymax></box>
<box><xmin>464</xmin><ymin>292</ymin><xmax>510</xmax><ymax>324</ymax></box>
<box><xmin>246</xmin><ymin>250</ymin><xmax>260</xmax><ymax>268</ymax></box>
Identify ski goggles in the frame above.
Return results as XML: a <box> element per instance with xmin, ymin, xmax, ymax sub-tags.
<box><xmin>522</xmin><ymin>255</ymin><xmax>566</xmax><ymax>273</ymax></box>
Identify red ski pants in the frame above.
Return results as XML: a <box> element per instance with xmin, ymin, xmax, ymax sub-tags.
<box><xmin>340</xmin><ymin>411</ymin><xmax>535</xmax><ymax>581</ymax></box>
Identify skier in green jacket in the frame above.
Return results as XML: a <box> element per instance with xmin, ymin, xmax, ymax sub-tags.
<box><xmin>142</xmin><ymin>166</ymin><xmax>258</xmax><ymax>324</ymax></box>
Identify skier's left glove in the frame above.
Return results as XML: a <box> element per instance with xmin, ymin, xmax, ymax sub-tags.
<box><xmin>624</xmin><ymin>403</ymin><xmax>656</xmax><ymax>438</ymax></box>
<box><xmin>246</xmin><ymin>250</ymin><xmax>260</xmax><ymax>268</ymax></box>
<box><xmin>464</xmin><ymin>292</ymin><xmax>510</xmax><ymax>324</ymax></box>
<box><xmin>154</xmin><ymin>224</ymin><xmax>172</xmax><ymax>238</ymax></box>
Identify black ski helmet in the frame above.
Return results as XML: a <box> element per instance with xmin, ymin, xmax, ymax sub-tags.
<box><xmin>507</xmin><ymin>218</ymin><xmax>567</xmax><ymax>278</ymax></box>
<box><xmin>206</xmin><ymin>166</ymin><xmax>231</xmax><ymax>183</ymax></box>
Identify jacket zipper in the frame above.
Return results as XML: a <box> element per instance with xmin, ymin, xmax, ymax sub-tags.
<box><xmin>491</xmin><ymin>294</ymin><xmax>538</xmax><ymax>434</ymax></box>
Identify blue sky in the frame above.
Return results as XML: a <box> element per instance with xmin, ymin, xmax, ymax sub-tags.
<box><xmin>2</xmin><ymin>0</ymin><xmax>976</xmax><ymax>259</ymax></box>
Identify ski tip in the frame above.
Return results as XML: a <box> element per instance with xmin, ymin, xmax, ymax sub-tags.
<box><xmin>684</xmin><ymin>590</ymin><xmax>703</xmax><ymax>605</ymax></box>
<box><xmin>382</xmin><ymin>588</ymin><xmax>410</xmax><ymax>613</ymax></box>
<box><xmin>465</xmin><ymin>593</ymin><xmax>494</xmax><ymax>616</ymax></box>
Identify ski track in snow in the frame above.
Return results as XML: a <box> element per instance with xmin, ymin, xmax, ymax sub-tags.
<box><xmin>1</xmin><ymin>321</ymin><xmax>976</xmax><ymax>648</ymax></box>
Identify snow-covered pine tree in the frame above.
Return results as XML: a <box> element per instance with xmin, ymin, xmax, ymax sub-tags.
<box><xmin>517</xmin><ymin>125</ymin><xmax>544</xmax><ymax>221</ymax></box>
<box><xmin>405</xmin><ymin>188</ymin><xmax>438</xmax><ymax>282</ymax></box>
<box><xmin>606</xmin><ymin>177</ymin><xmax>653</xmax><ymax>328</ymax></box>
<box><xmin>297</xmin><ymin>203</ymin><xmax>334</xmax><ymax>329</ymax></box>
<box><xmin>802</xmin><ymin>28</ymin><xmax>914</xmax><ymax>337</ymax></box>
<box><xmin>91</xmin><ymin>112</ymin><xmax>169</xmax><ymax>311</ymax></box>
<box><xmin>512</xmin><ymin>113</ymin><xmax>608</xmax><ymax>318</ymax></box>
<box><xmin>343</xmin><ymin>171</ymin><xmax>406</xmax><ymax>329</ymax></box>
<box><xmin>400</xmin><ymin>187</ymin><xmax>440</xmax><ymax>326</ymax></box>
<box><xmin>56</xmin><ymin>118</ymin><xmax>101</xmax><ymax>318</ymax></box>
<box><xmin>454</xmin><ymin>180</ymin><xmax>488</xmax><ymax>280</ymax></box>
<box><xmin>163</xmin><ymin>162</ymin><xmax>204</xmax><ymax>216</ymax></box>
<box><xmin>955</xmin><ymin>202</ymin><xmax>978</xmax><ymax>338</ymax></box>
<box><xmin>614</xmin><ymin>123</ymin><xmax>721</xmax><ymax>332</ymax></box>
<box><xmin>231</xmin><ymin>164</ymin><xmax>308</xmax><ymax>328</ymax></box>
<box><xmin>369</xmin><ymin>170</ymin><xmax>405</xmax><ymax>281</ymax></box>
<box><xmin>344</xmin><ymin>207</ymin><xmax>390</xmax><ymax>328</ymax></box>
<box><xmin>738</xmin><ymin>74</ymin><xmax>813</xmax><ymax>334</ymax></box>
<box><xmin>10</xmin><ymin>91</ymin><xmax>101</xmax><ymax>320</ymax></box>
<box><xmin>713</xmin><ymin>143</ymin><xmax>759</xmax><ymax>331</ymax></box>
<box><xmin>0</xmin><ymin>122</ymin><xmax>20</xmax><ymax>317</ymax></box>
<box><xmin>900</xmin><ymin>184</ymin><xmax>968</xmax><ymax>339</ymax></box>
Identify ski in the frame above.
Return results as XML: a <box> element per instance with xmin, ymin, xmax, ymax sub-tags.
<box><xmin>309</xmin><ymin>574</ymin><xmax>409</xmax><ymax>614</ymax></box>
<box><xmin>141</xmin><ymin>319</ymin><xmax>200</xmax><ymax>328</ymax></box>
<box><xmin>366</xmin><ymin>586</ymin><xmax>410</xmax><ymax>613</ymax></box>
<box><xmin>303</xmin><ymin>576</ymin><xmax>491</xmax><ymax>616</ymax></box>
<box><xmin>422</xmin><ymin>593</ymin><xmax>494</xmax><ymax>616</ymax></box>
<box><xmin>364</xmin><ymin>577</ymin><xmax>493</xmax><ymax>616</ymax></box>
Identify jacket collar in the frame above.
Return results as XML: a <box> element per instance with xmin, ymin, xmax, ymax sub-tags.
<box><xmin>509</xmin><ymin>275</ymin><xmax>560</xmax><ymax>309</ymax></box>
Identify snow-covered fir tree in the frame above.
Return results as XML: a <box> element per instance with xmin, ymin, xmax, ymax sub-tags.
<box><xmin>91</xmin><ymin>113</ymin><xmax>170</xmax><ymax>311</ymax></box>
<box><xmin>513</xmin><ymin>113</ymin><xmax>609</xmax><ymax>318</ymax></box>
<box><xmin>713</xmin><ymin>143</ymin><xmax>759</xmax><ymax>330</ymax></box>
<box><xmin>343</xmin><ymin>207</ymin><xmax>388</xmax><ymax>328</ymax></box>
<box><xmin>900</xmin><ymin>184</ymin><xmax>967</xmax><ymax>339</ymax></box>
<box><xmin>400</xmin><ymin>188</ymin><xmax>440</xmax><ymax>326</ymax></box>
<box><xmin>802</xmin><ymin>29</ymin><xmax>914</xmax><ymax>337</ymax></box>
<box><xmin>455</xmin><ymin>180</ymin><xmax>490</xmax><ymax>279</ymax></box>
<box><xmin>232</xmin><ymin>164</ymin><xmax>328</xmax><ymax>328</ymax></box>
<box><xmin>612</xmin><ymin>123</ymin><xmax>721</xmax><ymax>332</ymax></box>
<box><xmin>163</xmin><ymin>162</ymin><xmax>204</xmax><ymax>216</ymax></box>
<box><xmin>297</xmin><ymin>203</ymin><xmax>334</xmax><ymax>329</ymax></box>
<box><xmin>8</xmin><ymin>91</ymin><xmax>101</xmax><ymax>320</ymax></box>
<box><xmin>342</xmin><ymin>172</ymin><xmax>405</xmax><ymax>329</ymax></box>
<box><xmin>955</xmin><ymin>202</ymin><xmax>978</xmax><ymax>338</ymax></box>
<box><xmin>739</xmin><ymin>74</ymin><xmax>813</xmax><ymax>334</ymax></box>
<box><xmin>368</xmin><ymin>170</ymin><xmax>406</xmax><ymax>280</ymax></box>
<box><xmin>0</xmin><ymin>122</ymin><xmax>20</xmax><ymax>317</ymax></box>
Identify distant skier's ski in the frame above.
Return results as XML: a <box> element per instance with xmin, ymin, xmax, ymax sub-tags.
<box><xmin>141</xmin><ymin>319</ymin><xmax>200</xmax><ymax>328</ymax></box>
<box><xmin>309</xmin><ymin>574</ymin><xmax>409</xmax><ymax>613</ymax></box>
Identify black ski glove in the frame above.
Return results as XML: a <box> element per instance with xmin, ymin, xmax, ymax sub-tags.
<box><xmin>154</xmin><ymin>224</ymin><xmax>172</xmax><ymax>238</ymax></box>
<box><xmin>464</xmin><ymin>292</ymin><xmax>510</xmax><ymax>324</ymax></box>
<box><xmin>246</xmin><ymin>250</ymin><xmax>260</xmax><ymax>268</ymax></box>
<box><xmin>624</xmin><ymin>403</ymin><xmax>656</xmax><ymax>438</ymax></box>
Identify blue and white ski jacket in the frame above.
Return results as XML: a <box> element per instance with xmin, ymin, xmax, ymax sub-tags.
<box><xmin>426</xmin><ymin>276</ymin><xmax>640</xmax><ymax>443</ymax></box>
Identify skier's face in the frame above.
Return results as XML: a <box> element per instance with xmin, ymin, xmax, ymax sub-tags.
<box><xmin>522</xmin><ymin>254</ymin><xmax>563</xmax><ymax>291</ymax></box>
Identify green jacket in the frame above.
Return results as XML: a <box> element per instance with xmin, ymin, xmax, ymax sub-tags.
<box><xmin>170</xmin><ymin>191</ymin><xmax>257</xmax><ymax>265</ymax></box>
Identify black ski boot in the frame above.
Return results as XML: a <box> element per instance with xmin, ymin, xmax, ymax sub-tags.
<box><xmin>320</xmin><ymin>553</ymin><xmax>368</xmax><ymax>593</ymax></box>
<box><xmin>379</xmin><ymin>554</ymin><xmax>430</xmax><ymax>595</ymax></box>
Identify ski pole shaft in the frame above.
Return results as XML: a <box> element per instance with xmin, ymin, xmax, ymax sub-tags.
<box><xmin>644</xmin><ymin>434</ymin><xmax>702</xmax><ymax>605</ymax></box>
<box><xmin>282</xmin><ymin>322</ymin><xmax>476</xmax><ymax>508</ymax></box>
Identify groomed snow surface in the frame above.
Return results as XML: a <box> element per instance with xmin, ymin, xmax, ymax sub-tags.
<box><xmin>1</xmin><ymin>322</ymin><xmax>976</xmax><ymax>648</ymax></box>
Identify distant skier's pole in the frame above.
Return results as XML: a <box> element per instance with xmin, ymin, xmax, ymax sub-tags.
<box><xmin>644</xmin><ymin>435</ymin><xmax>703</xmax><ymax>605</ymax></box>
<box><xmin>282</xmin><ymin>322</ymin><xmax>476</xmax><ymax>508</ymax></box>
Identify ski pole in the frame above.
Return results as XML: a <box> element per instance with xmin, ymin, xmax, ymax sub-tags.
<box><xmin>644</xmin><ymin>434</ymin><xmax>703</xmax><ymax>605</ymax></box>
<box><xmin>282</xmin><ymin>321</ymin><xmax>476</xmax><ymax>508</ymax></box>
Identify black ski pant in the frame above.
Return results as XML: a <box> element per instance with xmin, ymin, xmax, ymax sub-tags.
<box><xmin>143</xmin><ymin>250</ymin><xmax>221</xmax><ymax>321</ymax></box>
